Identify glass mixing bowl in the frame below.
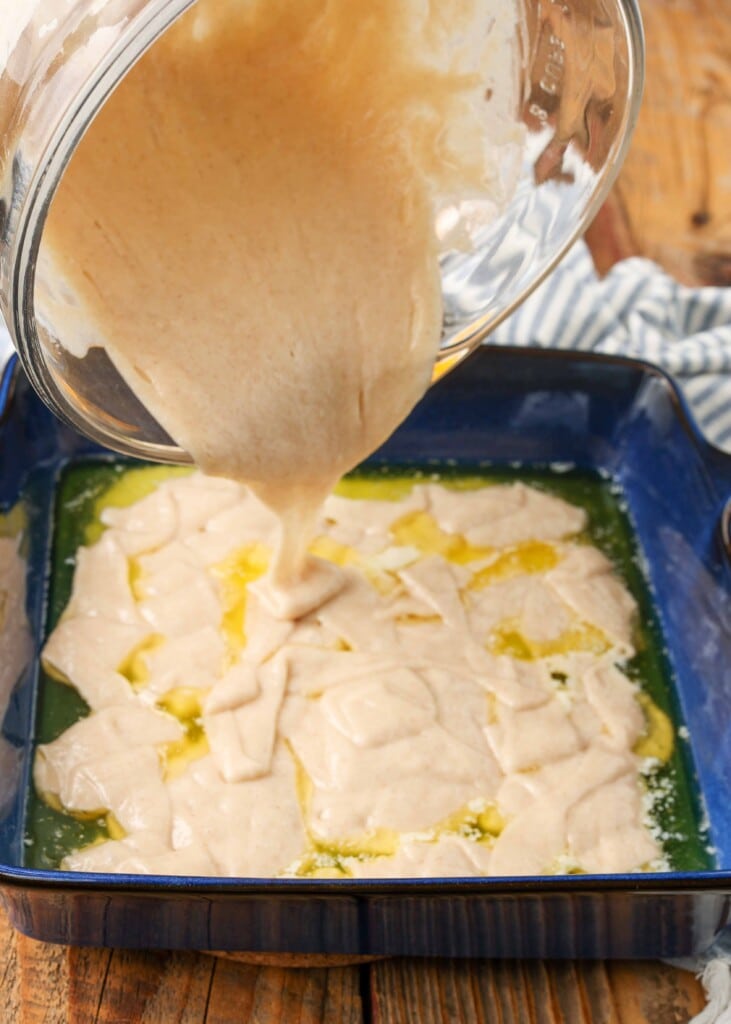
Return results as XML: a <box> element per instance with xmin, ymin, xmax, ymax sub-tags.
<box><xmin>0</xmin><ymin>0</ymin><xmax>644</xmax><ymax>464</ymax></box>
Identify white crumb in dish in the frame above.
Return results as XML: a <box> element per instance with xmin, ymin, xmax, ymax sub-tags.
<box><xmin>34</xmin><ymin>473</ymin><xmax>671</xmax><ymax>878</ymax></box>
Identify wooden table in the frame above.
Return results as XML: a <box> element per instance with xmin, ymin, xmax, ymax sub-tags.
<box><xmin>586</xmin><ymin>0</ymin><xmax>730</xmax><ymax>285</ymax></box>
<box><xmin>1</xmin><ymin>0</ymin><xmax>729</xmax><ymax>1020</ymax></box>
<box><xmin>0</xmin><ymin>902</ymin><xmax>711</xmax><ymax>1023</ymax></box>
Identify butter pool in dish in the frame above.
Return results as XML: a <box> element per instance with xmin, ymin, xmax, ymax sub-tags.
<box><xmin>28</xmin><ymin>462</ymin><xmax>703</xmax><ymax>880</ymax></box>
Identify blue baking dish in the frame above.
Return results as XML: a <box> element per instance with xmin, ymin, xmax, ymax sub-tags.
<box><xmin>0</xmin><ymin>345</ymin><xmax>729</xmax><ymax>958</ymax></box>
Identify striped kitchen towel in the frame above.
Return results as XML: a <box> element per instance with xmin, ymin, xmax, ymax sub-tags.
<box><xmin>692</xmin><ymin>958</ymin><xmax>731</xmax><ymax>1024</ymax></box>
<box><xmin>3</xmin><ymin>240</ymin><xmax>730</xmax><ymax>449</ymax></box>
<box><xmin>671</xmin><ymin>951</ymin><xmax>731</xmax><ymax>1024</ymax></box>
<box><xmin>490</xmin><ymin>239</ymin><xmax>731</xmax><ymax>453</ymax></box>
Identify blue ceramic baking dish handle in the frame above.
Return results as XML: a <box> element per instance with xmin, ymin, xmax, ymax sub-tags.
<box><xmin>700</xmin><ymin>434</ymin><xmax>731</xmax><ymax>562</ymax></box>
<box><xmin>722</xmin><ymin>495</ymin><xmax>731</xmax><ymax>559</ymax></box>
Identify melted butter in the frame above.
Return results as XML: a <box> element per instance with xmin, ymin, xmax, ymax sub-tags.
<box><xmin>117</xmin><ymin>634</ymin><xmax>165</xmax><ymax>689</ymax></box>
<box><xmin>434</xmin><ymin>801</ymin><xmax>504</xmax><ymax>842</ymax></box>
<box><xmin>291</xmin><ymin>828</ymin><xmax>401</xmax><ymax>877</ymax></box>
<box><xmin>469</xmin><ymin>541</ymin><xmax>559</xmax><ymax>589</ymax></box>
<box><xmin>160</xmin><ymin>722</ymin><xmax>209</xmax><ymax>781</ymax></box>
<box><xmin>431</xmin><ymin>352</ymin><xmax>464</xmax><ymax>381</ymax></box>
<box><xmin>288</xmin><ymin>741</ymin><xmax>313</xmax><ymax>822</ymax></box>
<box><xmin>441</xmin><ymin>477</ymin><xmax>500</xmax><ymax>493</ymax></box>
<box><xmin>546</xmin><ymin>856</ymin><xmax>585</xmax><ymax>875</ymax></box>
<box><xmin>391</xmin><ymin>510</ymin><xmax>492</xmax><ymax>565</ymax></box>
<box><xmin>106</xmin><ymin>812</ymin><xmax>127</xmax><ymax>841</ymax></box>
<box><xmin>291</xmin><ymin>853</ymin><xmax>353</xmax><ymax>878</ymax></box>
<box><xmin>128</xmin><ymin>557</ymin><xmax>146</xmax><ymax>601</ymax></box>
<box><xmin>72</xmin><ymin>812</ymin><xmax>127</xmax><ymax>856</ymax></box>
<box><xmin>634</xmin><ymin>692</ymin><xmax>674</xmax><ymax>763</ymax></box>
<box><xmin>489</xmin><ymin>620</ymin><xmax>610</xmax><ymax>660</ymax></box>
<box><xmin>157</xmin><ymin>687</ymin><xmax>205</xmax><ymax>721</ymax></box>
<box><xmin>307</xmin><ymin>828</ymin><xmax>401</xmax><ymax>871</ymax></box>
<box><xmin>308</xmin><ymin>536</ymin><xmax>359</xmax><ymax>567</ymax></box>
<box><xmin>211</xmin><ymin>543</ymin><xmax>269</xmax><ymax>660</ymax></box>
<box><xmin>396</xmin><ymin>613</ymin><xmax>441</xmax><ymax>626</ymax></box>
<box><xmin>333</xmin><ymin>477</ymin><xmax>416</xmax><ymax>503</ymax></box>
<box><xmin>157</xmin><ymin>687</ymin><xmax>209</xmax><ymax>780</ymax></box>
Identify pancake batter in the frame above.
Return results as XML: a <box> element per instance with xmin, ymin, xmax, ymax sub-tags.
<box><xmin>40</xmin><ymin>0</ymin><xmax>522</xmax><ymax>595</ymax></box>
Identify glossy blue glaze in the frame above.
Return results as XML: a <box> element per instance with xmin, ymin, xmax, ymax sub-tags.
<box><xmin>0</xmin><ymin>347</ymin><xmax>729</xmax><ymax>956</ymax></box>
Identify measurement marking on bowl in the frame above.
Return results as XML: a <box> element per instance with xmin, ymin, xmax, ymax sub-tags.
<box><xmin>540</xmin><ymin>34</ymin><xmax>566</xmax><ymax>96</ymax></box>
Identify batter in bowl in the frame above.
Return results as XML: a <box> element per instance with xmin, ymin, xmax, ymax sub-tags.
<box><xmin>40</xmin><ymin>0</ymin><xmax>523</xmax><ymax>604</ymax></box>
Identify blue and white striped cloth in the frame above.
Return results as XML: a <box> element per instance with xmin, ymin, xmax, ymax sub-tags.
<box><xmin>490</xmin><ymin>240</ymin><xmax>731</xmax><ymax>453</ymax></box>
<box><xmin>2</xmin><ymin>240</ymin><xmax>730</xmax><ymax>450</ymax></box>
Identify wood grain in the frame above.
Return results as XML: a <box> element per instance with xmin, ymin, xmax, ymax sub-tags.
<box><xmin>606</xmin><ymin>0</ymin><xmax>731</xmax><ymax>285</ymax></box>
<box><xmin>369</xmin><ymin>958</ymin><xmax>709</xmax><ymax>1024</ymax></box>
<box><xmin>0</xmin><ymin>903</ymin><xmax>363</xmax><ymax>1024</ymax></box>
<box><xmin>0</xmin><ymin>902</ymin><xmax>712</xmax><ymax>1023</ymax></box>
<box><xmin>15</xmin><ymin>930</ymin><xmax>68</xmax><ymax>1024</ymax></box>
<box><xmin>65</xmin><ymin>949</ymin><xmax>362</xmax><ymax>1024</ymax></box>
<box><xmin>0</xmin><ymin>897</ymin><xmax>21</xmax><ymax>1024</ymax></box>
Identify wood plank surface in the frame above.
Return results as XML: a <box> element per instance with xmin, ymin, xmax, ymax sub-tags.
<box><xmin>0</xmin><ymin>896</ymin><xmax>21</xmax><ymax>1023</ymax></box>
<box><xmin>587</xmin><ymin>0</ymin><xmax>731</xmax><ymax>284</ymax></box>
<box><xmin>2</xmin><ymin>901</ymin><xmax>711</xmax><ymax>1024</ymax></box>
<box><xmin>1</xmin><ymin>903</ymin><xmax>363</xmax><ymax>1024</ymax></box>
<box><xmin>369</xmin><ymin>959</ymin><xmax>709</xmax><ymax>1024</ymax></box>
